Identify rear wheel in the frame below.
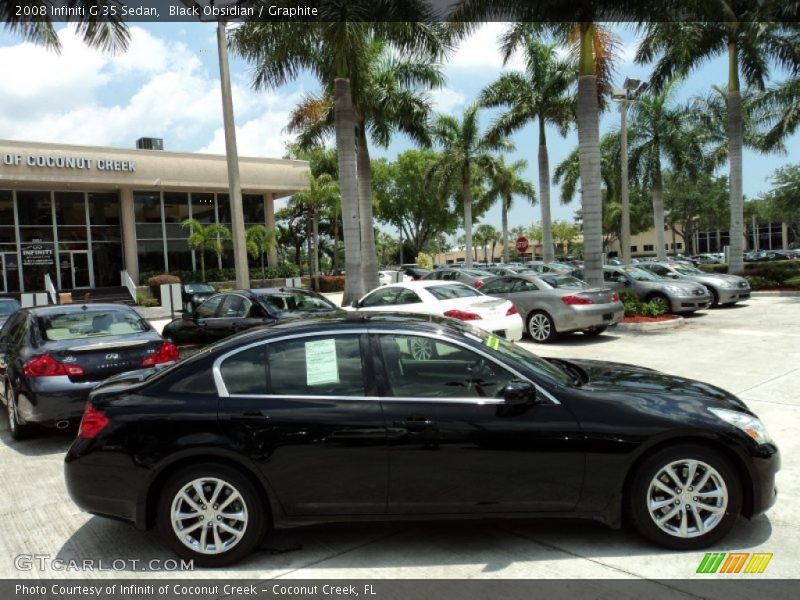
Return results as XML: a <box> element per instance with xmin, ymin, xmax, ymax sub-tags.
<box><xmin>583</xmin><ymin>326</ymin><xmax>607</xmax><ymax>337</ymax></box>
<box><xmin>627</xmin><ymin>444</ymin><xmax>742</xmax><ymax>550</ymax></box>
<box><xmin>157</xmin><ymin>463</ymin><xmax>267</xmax><ymax>567</ymax></box>
<box><xmin>527</xmin><ymin>311</ymin><xmax>556</xmax><ymax>343</ymax></box>
<box><xmin>5</xmin><ymin>384</ymin><xmax>31</xmax><ymax>440</ymax></box>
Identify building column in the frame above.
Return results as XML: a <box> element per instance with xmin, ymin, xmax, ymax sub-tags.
<box><xmin>782</xmin><ymin>222</ymin><xmax>789</xmax><ymax>249</ymax></box>
<box><xmin>264</xmin><ymin>192</ymin><xmax>278</xmax><ymax>267</ymax></box>
<box><xmin>120</xmin><ymin>188</ymin><xmax>139</xmax><ymax>284</ymax></box>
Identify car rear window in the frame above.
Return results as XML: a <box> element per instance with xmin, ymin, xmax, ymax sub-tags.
<box><xmin>539</xmin><ymin>275</ymin><xmax>589</xmax><ymax>289</ymax></box>
<box><xmin>0</xmin><ymin>300</ymin><xmax>20</xmax><ymax>316</ymax></box>
<box><xmin>185</xmin><ymin>284</ymin><xmax>215</xmax><ymax>293</ymax></box>
<box><xmin>37</xmin><ymin>310</ymin><xmax>149</xmax><ymax>341</ymax></box>
<box><xmin>427</xmin><ymin>284</ymin><xmax>483</xmax><ymax>300</ymax></box>
<box><xmin>257</xmin><ymin>291</ymin><xmax>336</xmax><ymax>314</ymax></box>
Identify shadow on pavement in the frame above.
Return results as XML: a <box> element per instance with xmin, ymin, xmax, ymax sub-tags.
<box><xmin>0</xmin><ymin>421</ymin><xmax>75</xmax><ymax>457</ymax></box>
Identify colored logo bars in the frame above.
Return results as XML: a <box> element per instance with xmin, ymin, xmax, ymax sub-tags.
<box><xmin>696</xmin><ymin>552</ymin><xmax>773</xmax><ymax>574</ymax></box>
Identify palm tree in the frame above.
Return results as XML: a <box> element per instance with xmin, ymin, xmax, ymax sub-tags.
<box><xmin>285</xmin><ymin>42</ymin><xmax>446</xmax><ymax>292</ymax></box>
<box><xmin>480</xmin><ymin>33</ymin><xmax>574</xmax><ymax>264</ymax></box>
<box><xmin>637</xmin><ymin>15</ymin><xmax>796</xmax><ymax>274</ymax></box>
<box><xmin>473</xmin><ymin>224</ymin><xmax>501</xmax><ymax>264</ymax></box>
<box><xmin>181</xmin><ymin>218</ymin><xmax>232</xmax><ymax>282</ymax></box>
<box><xmin>429</xmin><ymin>104</ymin><xmax>513</xmax><ymax>268</ymax></box>
<box><xmin>483</xmin><ymin>157</ymin><xmax>537</xmax><ymax>263</ymax></box>
<box><xmin>626</xmin><ymin>82</ymin><xmax>705</xmax><ymax>260</ymax></box>
<box><xmin>232</xmin><ymin>7</ymin><xmax>444</xmax><ymax>304</ymax></box>
<box><xmin>245</xmin><ymin>225</ymin><xmax>277</xmax><ymax>285</ymax></box>
<box><xmin>2</xmin><ymin>1</ymin><xmax>128</xmax><ymax>52</ymax></box>
<box><xmin>293</xmin><ymin>173</ymin><xmax>341</xmax><ymax>290</ymax></box>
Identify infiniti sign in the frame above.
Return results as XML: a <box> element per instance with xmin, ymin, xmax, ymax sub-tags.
<box><xmin>105</xmin><ymin>353</ymin><xmax>119</xmax><ymax>360</ymax></box>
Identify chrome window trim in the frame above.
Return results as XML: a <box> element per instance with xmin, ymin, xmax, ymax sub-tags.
<box><xmin>212</xmin><ymin>327</ymin><xmax>560</xmax><ymax>405</ymax></box>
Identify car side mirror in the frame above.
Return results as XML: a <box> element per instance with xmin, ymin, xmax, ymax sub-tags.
<box><xmin>668</xmin><ymin>273</ymin><xmax>679</xmax><ymax>279</ymax></box>
<box><xmin>182</xmin><ymin>306</ymin><xmax>194</xmax><ymax>319</ymax></box>
<box><xmin>350</xmin><ymin>300</ymin><xmax>360</xmax><ymax>309</ymax></box>
<box><xmin>504</xmin><ymin>380</ymin><xmax>537</xmax><ymax>405</ymax></box>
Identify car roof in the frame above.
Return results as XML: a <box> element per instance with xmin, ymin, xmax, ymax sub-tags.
<box><xmin>371</xmin><ymin>280</ymin><xmax>473</xmax><ymax>290</ymax></box>
<box><xmin>21</xmin><ymin>303</ymin><xmax>139</xmax><ymax>316</ymax></box>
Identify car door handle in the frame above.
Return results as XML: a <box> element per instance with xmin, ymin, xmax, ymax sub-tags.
<box><xmin>395</xmin><ymin>416</ymin><xmax>435</xmax><ymax>428</ymax></box>
<box><xmin>234</xmin><ymin>409</ymin><xmax>270</xmax><ymax>420</ymax></box>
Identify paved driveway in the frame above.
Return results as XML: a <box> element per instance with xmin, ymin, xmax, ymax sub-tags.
<box><xmin>0</xmin><ymin>297</ymin><xmax>797</xmax><ymax>580</ymax></box>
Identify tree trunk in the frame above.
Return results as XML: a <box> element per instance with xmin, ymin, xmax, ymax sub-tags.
<box><xmin>653</xmin><ymin>165</ymin><xmax>667</xmax><ymax>260</ymax></box>
<box><xmin>311</xmin><ymin>206</ymin><xmax>320</xmax><ymax>291</ymax></box>
<box><xmin>200</xmin><ymin>251</ymin><xmax>205</xmax><ymax>282</ymax></box>
<box><xmin>727</xmin><ymin>49</ymin><xmax>745</xmax><ymax>274</ymax></box>
<box><xmin>501</xmin><ymin>197</ymin><xmax>509</xmax><ymax>264</ymax></box>
<box><xmin>462</xmin><ymin>173</ymin><xmax>474</xmax><ymax>268</ymax></box>
<box><xmin>576</xmin><ymin>69</ymin><xmax>604</xmax><ymax>286</ymax></box>
<box><xmin>332</xmin><ymin>212</ymin><xmax>340</xmax><ymax>272</ymax></box>
<box><xmin>539</xmin><ymin>117</ymin><xmax>555</xmax><ymax>264</ymax></box>
<box><xmin>261</xmin><ymin>252</ymin><xmax>266</xmax><ymax>286</ymax></box>
<box><xmin>356</xmin><ymin>127</ymin><xmax>379</xmax><ymax>292</ymax></box>
<box><xmin>334</xmin><ymin>78</ymin><xmax>364</xmax><ymax>303</ymax></box>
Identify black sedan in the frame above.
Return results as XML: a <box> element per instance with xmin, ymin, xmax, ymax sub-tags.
<box><xmin>0</xmin><ymin>297</ymin><xmax>21</xmax><ymax>328</ymax></box>
<box><xmin>0</xmin><ymin>304</ymin><xmax>176</xmax><ymax>439</ymax></box>
<box><xmin>181</xmin><ymin>282</ymin><xmax>216</xmax><ymax>312</ymax></box>
<box><xmin>65</xmin><ymin>314</ymin><xmax>779</xmax><ymax>566</ymax></box>
<box><xmin>161</xmin><ymin>287</ymin><xmax>340</xmax><ymax>352</ymax></box>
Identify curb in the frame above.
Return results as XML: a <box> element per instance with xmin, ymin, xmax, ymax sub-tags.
<box><xmin>616</xmin><ymin>316</ymin><xmax>685</xmax><ymax>332</ymax></box>
<box><xmin>751</xmin><ymin>290</ymin><xmax>800</xmax><ymax>297</ymax></box>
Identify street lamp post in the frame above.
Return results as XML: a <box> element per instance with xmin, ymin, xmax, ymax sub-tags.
<box><xmin>182</xmin><ymin>1</ymin><xmax>250</xmax><ymax>289</ymax></box>
<box><xmin>612</xmin><ymin>77</ymin><xmax>646</xmax><ymax>266</ymax></box>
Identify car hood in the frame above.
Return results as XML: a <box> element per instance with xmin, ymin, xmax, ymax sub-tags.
<box><xmin>693</xmin><ymin>273</ymin><xmax>749</xmax><ymax>285</ymax></box>
<box><xmin>567</xmin><ymin>359</ymin><xmax>749</xmax><ymax>411</ymax></box>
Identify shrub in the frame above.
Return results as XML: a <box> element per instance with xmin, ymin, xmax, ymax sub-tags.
<box><xmin>744</xmin><ymin>261</ymin><xmax>799</xmax><ymax>284</ymax></box>
<box><xmin>746</xmin><ymin>276</ymin><xmax>780</xmax><ymax>290</ymax></box>
<box><xmin>784</xmin><ymin>275</ymin><xmax>800</xmax><ymax>289</ymax></box>
<box><xmin>318</xmin><ymin>275</ymin><xmax>345</xmax><ymax>293</ymax></box>
<box><xmin>416</xmin><ymin>252</ymin><xmax>433</xmax><ymax>270</ymax></box>
<box><xmin>698</xmin><ymin>264</ymin><xmax>728</xmax><ymax>274</ymax></box>
<box><xmin>136</xmin><ymin>292</ymin><xmax>160</xmax><ymax>307</ymax></box>
<box><xmin>146</xmin><ymin>274</ymin><xmax>181</xmax><ymax>287</ymax></box>
<box><xmin>619</xmin><ymin>290</ymin><xmax>667</xmax><ymax>317</ymax></box>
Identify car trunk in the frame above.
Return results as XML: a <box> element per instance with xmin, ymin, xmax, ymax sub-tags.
<box><xmin>439</xmin><ymin>297</ymin><xmax>508</xmax><ymax>319</ymax></box>
<box><xmin>570</xmin><ymin>288</ymin><xmax>616</xmax><ymax>304</ymax></box>
<box><xmin>45</xmin><ymin>336</ymin><xmax>164</xmax><ymax>382</ymax></box>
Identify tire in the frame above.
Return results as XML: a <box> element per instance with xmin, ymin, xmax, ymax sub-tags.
<box><xmin>706</xmin><ymin>287</ymin><xmax>719</xmax><ymax>308</ymax></box>
<box><xmin>5</xmin><ymin>383</ymin><xmax>32</xmax><ymax>441</ymax></box>
<box><xmin>408</xmin><ymin>337</ymin><xmax>438</xmax><ymax>361</ymax></box>
<box><xmin>157</xmin><ymin>463</ymin><xmax>267</xmax><ymax>567</ymax></box>
<box><xmin>526</xmin><ymin>311</ymin><xmax>557</xmax><ymax>343</ymax></box>
<box><xmin>647</xmin><ymin>293</ymin><xmax>671</xmax><ymax>313</ymax></box>
<box><xmin>627</xmin><ymin>443</ymin><xmax>742</xmax><ymax>550</ymax></box>
<box><xmin>583</xmin><ymin>326</ymin><xmax>607</xmax><ymax>337</ymax></box>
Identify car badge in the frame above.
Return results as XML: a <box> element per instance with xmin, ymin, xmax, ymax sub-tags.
<box><xmin>106</xmin><ymin>353</ymin><xmax>120</xmax><ymax>360</ymax></box>
<box><xmin>63</xmin><ymin>356</ymin><xmax>77</xmax><ymax>363</ymax></box>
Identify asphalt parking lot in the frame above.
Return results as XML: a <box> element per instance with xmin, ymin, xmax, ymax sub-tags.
<box><xmin>1</xmin><ymin>296</ymin><xmax>798</xmax><ymax>580</ymax></box>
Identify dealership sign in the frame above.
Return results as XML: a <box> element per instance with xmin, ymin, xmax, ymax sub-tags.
<box><xmin>21</xmin><ymin>244</ymin><xmax>55</xmax><ymax>267</ymax></box>
<box><xmin>3</xmin><ymin>153</ymin><xmax>136</xmax><ymax>172</ymax></box>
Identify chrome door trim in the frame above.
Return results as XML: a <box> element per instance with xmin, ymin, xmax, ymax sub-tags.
<box><xmin>212</xmin><ymin>328</ymin><xmax>559</xmax><ymax>405</ymax></box>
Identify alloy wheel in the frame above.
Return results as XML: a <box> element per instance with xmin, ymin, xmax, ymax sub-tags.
<box><xmin>528</xmin><ymin>314</ymin><xmax>552</xmax><ymax>342</ymax></box>
<box><xmin>646</xmin><ymin>459</ymin><xmax>728</xmax><ymax>539</ymax></box>
<box><xmin>650</xmin><ymin>296</ymin><xmax>669</xmax><ymax>312</ymax></box>
<box><xmin>170</xmin><ymin>477</ymin><xmax>248</xmax><ymax>555</ymax></box>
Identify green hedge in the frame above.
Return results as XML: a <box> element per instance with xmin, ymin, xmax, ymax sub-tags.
<box><xmin>619</xmin><ymin>290</ymin><xmax>668</xmax><ymax>317</ymax></box>
<box><xmin>140</xmin><ymin>263</ymin><xmax>301</xmax><ymax>285</ymax></box>
<box><xmin>318</xmin><ymin>275</ymin><xmax>345</xmax><ymax>293</ymax></box>
<box><xmin>698</xmin><ymin>260</ymin><xmax>800</xmax><ymax>288</ymax></box>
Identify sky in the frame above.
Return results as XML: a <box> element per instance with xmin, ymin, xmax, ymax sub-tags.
<box><xmin>0</xmin><ymin>21</ymin><xmax>797</xmax><ymax>239</ymax></box>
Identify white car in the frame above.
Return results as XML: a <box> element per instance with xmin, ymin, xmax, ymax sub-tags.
<box><xmin>348</xmin><ymin>280</ymin><xmax>524</xmax><ymax>341</ymax></box>
<box><xmin>378</xmin><ymin>270</ymin><xmax>411</xmax><ymax>286</ymax></box>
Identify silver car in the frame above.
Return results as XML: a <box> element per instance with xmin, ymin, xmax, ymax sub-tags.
<box><xmin>638</xmin><ymin>261</ymin><xmax>751</xmax><ymax>307</ymax></box>
<box><xmin>480</xmin><ymin>273</ymin><xmax>624</xmax><ymax>343</ymax></box>
<box><xmin>602</xmin><ymin>266</ymin><xmax>710</xmax><ymax>314</ymax></box>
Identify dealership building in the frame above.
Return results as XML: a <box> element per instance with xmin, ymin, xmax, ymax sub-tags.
<box><xmin>0</xmin><ymin>139</ymin><xmax>309</xmax><ymax>295</ymax></box>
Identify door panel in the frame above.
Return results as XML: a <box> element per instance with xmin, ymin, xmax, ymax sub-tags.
<box><xmin>375</xmin><ymin>333</ymin><xmax>584</xmax><ymax>514</ymax></box>
<box><xmin>217</xmin><ymin>334</ymin><xmax>388</xmax><ymax>516</ymax></box>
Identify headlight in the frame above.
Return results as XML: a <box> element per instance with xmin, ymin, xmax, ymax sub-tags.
<box><xmin>717</xmin><ymin>280</ymin><xmax>737</xmax><ymax>289</ymax></box>
<box><xmin>708</xmin><ymin>408</ymin><xmax>772</xmax><ymax>444</ymax></box>
<box><xmin>664</xmin><ymin>285</ymin><xmax>691</xmax><ymax>296</ymax></box>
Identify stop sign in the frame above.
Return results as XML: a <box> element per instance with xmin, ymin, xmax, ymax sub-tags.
<box><xmin>515</xmin><ymin>236</ymin><xmax>529</xmax><ymax>253</ymax></box>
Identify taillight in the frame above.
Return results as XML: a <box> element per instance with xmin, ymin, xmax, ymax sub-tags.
<box><xmin>474</xmin><ymin>280</ymin><xmax>485</xmax><ymax>289</ymax></box>
<box><xmin>611</xmin><ymin>292</ymin><xmax>620</xmax><ymax>302</ymax></box>
<box><xmin>443</xmin><ymin>309</ymin><xmax>482</xmax><ymax>321</ymax></box>
<box><xmin>140</xmin><ymin>341</ymin><xmax>179</xmax><ymax>368</ymax></box>
<box><xmin>506</xmin><ymin>305</ymin><xmax>518</xmax><ymax>316</ymax></box>
<box><xmin>23</xmin><ymin>354</ymin><xmax>85</xmax><ymax>377</ymax></box>
<box><xmin>78</xmin><ymin>403</ymin><xmax>109</xmax><ymax>439</ymax></box>
<box><xmin>562</xmin><ymin>295</ymin><xmax>594</xmax><ymax>305</ymax></box>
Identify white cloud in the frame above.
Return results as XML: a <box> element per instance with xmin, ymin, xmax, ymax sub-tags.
<box><xmin>429</xmin><ymin>87</ymin><xmax>466</xmax><ymax>114</ymax></box>
<box><xmin>447</xmin><ymin>23</ymin><xmax>525</xmax><ymax>72</ymax></box>
<box><xmin>0</xmin><ymin>25</ymin><xmax>296</xmax><ymax>158</ymax></box>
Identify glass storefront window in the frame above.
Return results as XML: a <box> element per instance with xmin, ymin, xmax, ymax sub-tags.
<box><xmin>191</xmin><ymin>193</ymin><xmax>215</xmax><ymax>224</ymax></box>
<box><xmin>88</xmin><ymin>192</ymin><xmax>120</xmax><ymax>226</ymax></box>
<box><xmin>54</xmin><ymin>192</ymin><xmax>86</xmax><ymax>226</ymax></box>
<box><xmin>137</xmin><ymin>239</ymin><xmax>165</xmax><ymax>274</ymax></box>
<box><xmin>92</xmin><ymin>242</ymin><xmax>123</xmax><ymax>287</ymax></box>
<box><xmin>19</xmin><ymin>227</ymin><xmax>54</xmax><ymax>243</ymax></box>
<box><xmin>16</xmin><ymin>191</ymin><xmax>52</xmax><ymax>226</ymax></box>
<box><xmin>163</xmin><ymin>192</ymin><xmax>190</xmax><ymax>238</ymax></box>
<box><xmin>166</xmin><ymin>239</ymin><xmax>193</xmax><ymax>272</ymax></box>
<box><xmin>91</xmin><ymin>226</ymin><xmax>121</xmax><ymax>242</ymax></box>
<box><xmin>243</xmin><ymin>194</ymin><xmax>265</xmax><ymax>225</ymax></box>
<box><xmin>216</xmin><ymin>193</ymin><xmax>230</xmax><ymax>224</ymax></box>
<box><xmin>0</xmin><ymin>191</ymin><xmax>14</xmax><ymax>225</ymax></box>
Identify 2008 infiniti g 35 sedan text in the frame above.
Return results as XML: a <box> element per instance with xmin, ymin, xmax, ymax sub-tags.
<box><xmin>65</xmin><ymin>313</ymin><xmax>779</xmax><ymax>567</ymax></box>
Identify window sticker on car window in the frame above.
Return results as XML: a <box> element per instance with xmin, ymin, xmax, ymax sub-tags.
<box><xmin>484</xmin><ymin>334</ymin><xmax>501</xmax><ymax>350</ymax></box>
<box><xmin>305</xmin><ymin>339</ymin><xmax>339</xmax><ymax>386</ymax></box>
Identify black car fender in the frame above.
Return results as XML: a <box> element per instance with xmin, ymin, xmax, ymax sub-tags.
<box><xmin>137</xmin><ymin>445</ymin><xmax>283</xmax><ymax>530</ymax></box>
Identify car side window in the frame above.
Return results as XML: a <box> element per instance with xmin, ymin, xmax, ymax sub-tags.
<box><xmin>378</xmin><ymin>335</ymin><xmax>516</xmax><ymax>399</ymax></box>
<box><xmin>603</xmin><ymin>270</ymin><xmax>618</xmax><ymax>282</ymax></box>
<box><xmin>219</xmin><ymin>345</ymin><xmax>268</xmax><ymax>395</ymax></box>
<box><xmin>1</xmin><ymin>314</ymin><xmax>28</xmax><ymax>348</ymax></box>
<box><xmin>195</xmin><ymin>295</ymin><xmax>224</xmax><ymax>319</ymax></box>
<box><xmin>360</xmin><ymin>287</ymin><xmax>399</xmax><ymax>308</ymax></box>
<box><xmin>219</xmin><ymin>295</ymin><xmax>251</xmax><ymax>318</ymax></box>
<box><xmin>481</xmin><ymin>278</ymin><xmax>514</xmax><ymax>294</ymax></box>
<box><xmin>395</xmin><ymin>289</ymin><xmax>422</xmax><ymax>305</ymax></box>
<box><xmin>511</xmin><ymin>279</ymin><xmax>541</xmax><ymax>292</ymax></box>
<box><xmin>268</xmin><ymin>336</ymin><xmax>365</xmax><ymax>397</ymax></box>
<box><xmin>648</xmin><ymin>265</ymin><xmax>669</xmax><ymax>277</ymax></box>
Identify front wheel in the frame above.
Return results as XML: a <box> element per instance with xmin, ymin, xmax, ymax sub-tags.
<box><xmin>647</xmin><ymin>293</ymin><xmax>671</xmax><ymax>313</ymax></box>
<box><xmin>527</xmin><ymin>311</ymin><xmax>557</xmax><ymax>343</ymax></box>
<box><xmin>627</xmin><ymin>444</ymin><xmax>742</xmax><ymax>550</ymax></box>
<box><xmin>157</xmin><ymin>464</ymin><xmax>267</xmax><ymax>567</ymax></box>
<box><xmin>706</xmin><ymin>287</ymin><xmax>719</xmax><ymax>307</ymax></box>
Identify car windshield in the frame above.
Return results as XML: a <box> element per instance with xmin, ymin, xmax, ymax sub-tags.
<box><xmin>38</xmin><ymin>309</ymin><xmax>148</xmax><ymax>341</ymax></box>
<box><xmin>673</xmin><ymin>265</ymin><xmax>704</xmax><ymax>276</ymax></box>
<box><xmin>539</xmin><ymin>275</ymin><xmax>589</xmax><ymax>289</ymax></box>
<box><xmin>620</xmin><ymin>267</ymin><xmax>660</xmax><ymax>281</ymax></box>
<box><xmin>0</xmin><ymin>300</ymin><xmax>21</xmax><ymax>316</ymax></box>
<box><xmin>461</xmin><ymin>327</ymin><xmax>570</xmax><ymax>386</ymax></box>
<box><xmin>427</xmin><ymin>284</ymin><xmax>483</xmax><ymax>300</ymax></box>
<box><xmin>258</xmin><ymin>292</ymin><xmax>336</xmax><ymax>313</ymax></box>
<box><xmin>463</xmin><ymin>269</ymin><xmax>492</xmax><ymax>277</ymax></box>
<box><xmin>185</xmin><ymin>284</ymin><xmax>215</xmax><ymax>293</ymax></box>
